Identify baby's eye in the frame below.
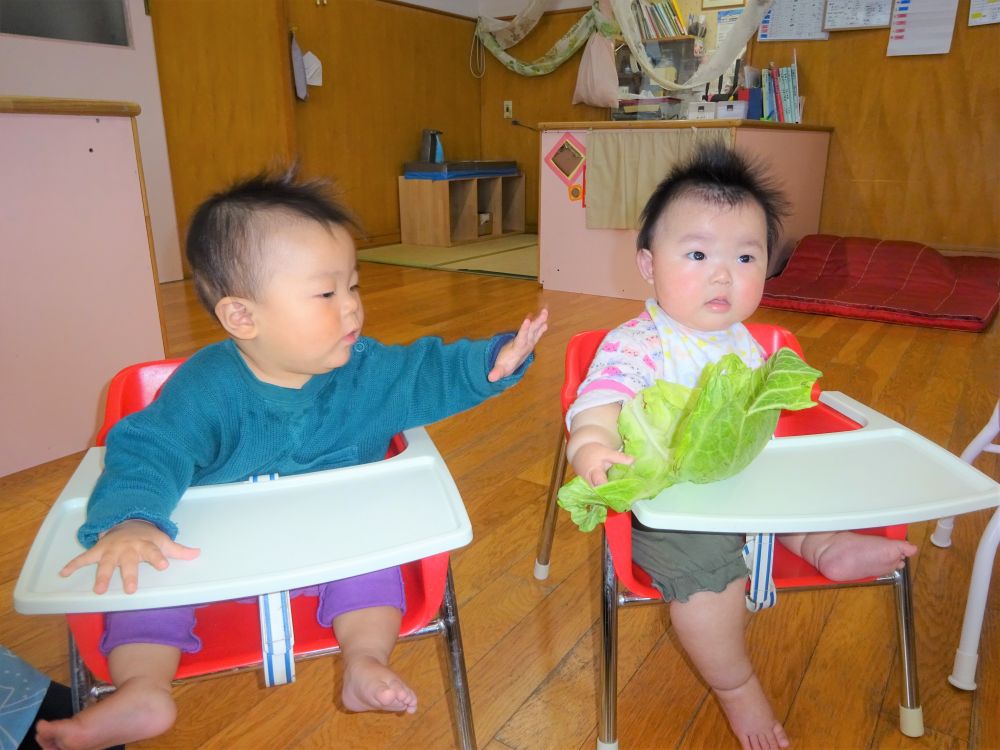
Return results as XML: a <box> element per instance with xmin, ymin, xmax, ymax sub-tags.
<box><xmin>320</xmin><ymin>291</ymin><xmax>335</xmax><ymax>298</ymax></box>
<box><xmin>686</xmin><ymin>251</ymin><xmax>706</xmax><ymax>261</ymax></box>
<box><xmin>738</xmin><ymin>254</ymin><xmax>755</xmax><ymax>263</ymax></box>
<box><xmin>350</xmin><ymin>284</ymin><xmax>360</xmax><ymax>292</ymax></box>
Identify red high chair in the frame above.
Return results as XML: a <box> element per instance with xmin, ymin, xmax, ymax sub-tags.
<box><xmin>535</xmin><ymin>325</ymin><xmax>921</xmax><ymax>749</ymax></box>
<box><xmin>66</xmin><ymin>359</ymin><xmax>477</xmax><ymax>749</ymax></box>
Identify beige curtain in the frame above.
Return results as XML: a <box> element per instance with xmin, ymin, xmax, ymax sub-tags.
<box><xmin>585</xmin><ymin>128</ymin><xmax>729</xmax><ymax>230</ymax></box>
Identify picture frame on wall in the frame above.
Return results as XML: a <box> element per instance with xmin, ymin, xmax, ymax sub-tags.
<box><xmin>702</xmin><ymin>0</ymin><xmax>744</xmax><ymax>9</ymax></box>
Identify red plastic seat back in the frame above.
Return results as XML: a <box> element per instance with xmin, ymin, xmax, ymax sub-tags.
<box><xmin>71</xmin><ymin>360</ymin><xmax>447</xmax><ymax>683</ymax></box>
<box><xmin>94</xmin><ymin>359</ymin><xmax>186</xmax><ymax>446</ymax></box>
<box><xmin>559</xmin><ymin>324</ymin><xmax>906</xmax><ymax>601</ymax></box>
<box><xmin>559</xmin><ymin>330</ymin><xmax>610</xmax><ymax>424</ymax></box>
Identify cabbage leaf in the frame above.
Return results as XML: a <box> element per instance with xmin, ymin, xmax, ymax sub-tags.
<box><xmin>557</xmin><ymin>347</ymin><xmax>822</xmax><ymax>531</ymax></box>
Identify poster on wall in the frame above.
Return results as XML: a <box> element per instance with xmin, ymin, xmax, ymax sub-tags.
<box><xmin>758</xmin><ymin>0</ymin><xmax>829</xmax><ymax>41</ymax></box>
<box><xmin>823</xmin><ymin>0</ymin><xmax>893</xmax><ymax>30</ymax></box>
<box><xmin>968</xmin><ymin>0</ymin><xmax>1000</xmax><ymax>26</ymax></box>
<box><xmin>717</xmin><ymin>8</ymin><xmax>744</xmax><ymax>47</ymax></box>
<box><xmin>886</xmin><ymin>0</ymin><xmax>959</xmax><ymax>56</ymax></box>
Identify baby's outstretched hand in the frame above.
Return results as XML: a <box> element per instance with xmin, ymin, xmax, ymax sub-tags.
<box><xmin>488</xmin><ymin>308</ymin><xmax>549</xmax><ymax>382</ymax></box>
<box><xmin>59</xmin><ymin>519</ymin><xmax>200</xmax><ymax>595</ymax></box>
<box><xmin>572</xmin><ymin>442</ymin><xmax>634</xmax><ymax>487</ymax></box>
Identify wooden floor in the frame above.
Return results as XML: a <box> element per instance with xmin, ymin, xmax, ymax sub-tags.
<box><xmin>3</xmin><ymin>263</ymin><xmax>998</xmax><ymax>749</ymax></box>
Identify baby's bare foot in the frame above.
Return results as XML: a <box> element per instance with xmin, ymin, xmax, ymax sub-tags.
<box><xmin>342</xmin><ymin>655</ymin><xmax>417</xmax><ymax>714</ymax></box>
<box><xmin>816</xmin><ymin>532</ymin><xmax>917</xmax><ymax>581</ymax></box>
<box><xmin>713</xmin><ymin>673</ymin><xmax>789</xmax><ymax>750</ymax></box>
<box><xmin>35</xmin><ymin>680</ymin><xmax>175</xmax><ymax>750</ymax></box>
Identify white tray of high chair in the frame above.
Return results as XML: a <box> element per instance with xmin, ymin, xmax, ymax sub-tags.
<box><xmin>14</xmin><ymin>427</ymin><xmax>472</xmax><ymax>615</ymax></box>
<box><xmin>631</xmin><ymin>392</ymin><xmax>1000</xmax><ymax>533</ymax></box>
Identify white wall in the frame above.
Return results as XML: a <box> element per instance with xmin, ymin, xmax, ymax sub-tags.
<box><xmin>0</xmin><ymin>0</ymin><xmax>183</xmax><ymax>282</ymax></box>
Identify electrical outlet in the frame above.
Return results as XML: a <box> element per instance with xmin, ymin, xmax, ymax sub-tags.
<box><xmin>503</xmin><ymin>100</ymin><xmax>513</xmax><ymax>119</ymax></box>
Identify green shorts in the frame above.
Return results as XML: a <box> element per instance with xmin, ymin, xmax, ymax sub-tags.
<box><xmin>631</xmin><ymin>526</ymin><xmax>747</xmax><ymax>603</ymax></box>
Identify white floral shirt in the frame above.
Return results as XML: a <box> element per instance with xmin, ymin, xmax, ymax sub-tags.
<box><xmin>566</xmin><ymin>299</ymin><xmax>764</xmax><ymax>428</ymax></box>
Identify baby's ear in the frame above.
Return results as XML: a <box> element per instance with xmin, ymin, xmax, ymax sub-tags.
<box><xmin>636</xmin><ymin>248</ymin><xmax>655</xmax><ymax>283</ymax></box>
<box><xmin>215</xmin><ymin>297</ymin><xmax>257</xmax><ymax>339</ymax></box>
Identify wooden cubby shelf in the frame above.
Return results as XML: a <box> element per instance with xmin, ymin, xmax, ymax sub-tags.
<box><xmin>398</xmin><ymin>173</ymin><xmax>525</xmax><ymax>247</ymax></box>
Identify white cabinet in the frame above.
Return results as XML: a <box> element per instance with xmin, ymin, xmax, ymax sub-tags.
<box><xmin>0</xmin><ymin>97</ymin><xmax>165</xmax><ymax>476</ymax></box>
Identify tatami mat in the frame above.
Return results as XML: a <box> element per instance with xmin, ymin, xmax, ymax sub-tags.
<box><xmin>438</xmin><ymin>244</ymin><xmax>539</xmax><ymax>278</ymax></box>
<box><xmin>358</xmin><ymin>233</ymin><xmax>538</xmax><ymax>279</ymax></box>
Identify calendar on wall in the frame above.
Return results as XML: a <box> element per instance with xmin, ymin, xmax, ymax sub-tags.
<box><xmin>758</xmin><ymin>0</ymin><xmax>829</xmax><ymax>41</ymax></box>
<box><xmin>823</xmin><ymin>0</ymin><xmax>893</xmax><ymax>30</ymax></box>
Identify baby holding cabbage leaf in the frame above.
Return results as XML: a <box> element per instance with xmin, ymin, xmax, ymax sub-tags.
<box><xmin>563</xmin><ymin>143</ymin><xmax>916</xmax><ymax>750</ymax></box>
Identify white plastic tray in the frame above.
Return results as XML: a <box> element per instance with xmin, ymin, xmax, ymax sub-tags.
<box><xmin>632</xmin><ymin>392</ymin><xmax>1000</xmax><ymax>533</ymax></box>
<box><xmin>14</xmin><ymin>427</ymin><xmax>472</xmax><ymax>615</ymax></box>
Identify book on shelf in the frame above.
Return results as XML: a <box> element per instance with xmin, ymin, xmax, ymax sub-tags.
<box><xmin>632</xmin><ymin>0</ymin><xmax>686</xmax><ymax>39</ymax></box>
<box><xmin>779</xmin><ymin>67</ymin><xmax>793</xmax><ymax>123</ymax></box>
<box><xmin>789</xmin><ymin>50</ymin><xmax>801</xmax><ymax>123</ymax></box>
<box><xmin>769</xmin><ymin>66</ymin><xmax>785</xmax><ymax>122</ymax></box>
<box><xmin>653</xmin><ymin>2</ymin><xmax>681</xmax><ymax>37</ymax></box>
<box><xmin>761</xmin><ymin>71</ymin><xmax>772</xmax><ymax>120</ymax></box>
<box><xmin>654</xmin><ymin>0</ymin><xmax>684</xmax><ymax>36</ymax></box>
<box><xmin>668</xmin><ymin>0</ymin><xmax>686</xmax><ymax>34</ymax></box>
<box><xmin>632</xmin><ymin>3</ymin><xmax>654</xmax><ymax>39</ymax></box>
<box><xmin>759</xmin><ymin>53</ymin><xmax>801</xmax><ymax>123</ymax></box>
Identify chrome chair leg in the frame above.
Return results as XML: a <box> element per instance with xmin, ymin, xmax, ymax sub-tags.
<box><xmin>892</xmin><ymin>561</ymin><xmax>923</xmax><ymax>737</ymax></box>
<box><xmin>598</xmin><ymin>530</ymin><xmax>619</xmax><ymax>750</ymax></box>
<box><xmin>68</xmin><ymin>627</ymin><xmax>101</xmax><ymax>714</ymax></box>
<box><xmin>534</xmin><ymin>433</ymin><xmax>567</xmax><ymax>580</ymax></box>
<box><xmin>442</xmin><ymin>563</ymin><xmax>477</xmax><ymax>750</ymax></box>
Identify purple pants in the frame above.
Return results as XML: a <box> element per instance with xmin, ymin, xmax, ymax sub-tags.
<box><xmin>100</xmin><ymin>565</ymin><xmax>405</xmax><ymax>655</ymax></box>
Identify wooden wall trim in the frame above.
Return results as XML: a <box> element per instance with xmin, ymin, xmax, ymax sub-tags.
<box><xmin>0</xmin><ymin>96</ymin><xmax>140</xmax><ymax>116</ymax></box>
<box><xmin>376</xmin><ymin>0</ymin><xmax>475</xmax><ymax>22</ymax></box>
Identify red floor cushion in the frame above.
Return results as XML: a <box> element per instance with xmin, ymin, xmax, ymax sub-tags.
<box><xmin>761</xmin><ymin>235</ymin><xmax>1000</xmax><ymax>332</ymax></box>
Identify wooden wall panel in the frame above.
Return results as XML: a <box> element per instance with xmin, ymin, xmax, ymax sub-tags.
<box><xmin>749</xmin><ymin>2</ymin><xmax>1000</xmax><ymax>254</ymax></box>
<box><xmin>151</xmin><ymin>2</ymin><xmax>997</xmax><ymax>257</ymax></box>
<box><xmin>150</xmin><ymin>0</ymin><xmax>296</xmax><ymax>276</ymax></box>
<box><xmin>479</xmin><ymin>11</ymin><xmax>609</xmax><ymax>230</ymax></box>
<box><xmin>288</xmin><ymin>0</ymin><xmax>481</xmax><ymax>247</ymax></box>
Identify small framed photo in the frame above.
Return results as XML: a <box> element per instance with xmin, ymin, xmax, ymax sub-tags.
<box><xmin>702</xmin><ymin>0</ymin><xmax>743</xmax><ymax>9</ymax></box>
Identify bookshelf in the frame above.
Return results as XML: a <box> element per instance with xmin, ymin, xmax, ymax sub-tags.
<box><xmin>398</xmin><ymin>174</ymin><xmax>525</xmax><ymax>247</ymax></box>
<box><xmin>613</xmin><ymin>36</ymin><xmax>697</xmax><ymax>120</ymax></box>
<box><xmin>615</xmin><ymin>0</ymin><xmax>696</xmax><ymax>120</ymax></box>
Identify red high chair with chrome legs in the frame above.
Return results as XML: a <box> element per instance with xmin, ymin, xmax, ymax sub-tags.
<box><xmin>536</xmin><ymin>325</ymin><xmax>922</xmax><ymax>749</ymax></box>
<box><xmin>65</xmin><ymin>358</ymin><xmax>477</xmax><ymax>749</ymax></box>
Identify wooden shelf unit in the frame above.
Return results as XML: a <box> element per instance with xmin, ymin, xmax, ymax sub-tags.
<box><xmin>398</xmin><ymin>173</ymin><xmax>525</xmax><ymax>246</ymax></box>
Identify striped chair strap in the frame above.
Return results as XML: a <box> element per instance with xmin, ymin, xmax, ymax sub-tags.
<box><xmin>743</xmin><ymin>533</ymin><xmax>777</xmax><ymax>611</ymax></box>
<box><xmin>259</xmin><ymin>590</ymin><xmax>295</xmax><ymax>686</ymax></box>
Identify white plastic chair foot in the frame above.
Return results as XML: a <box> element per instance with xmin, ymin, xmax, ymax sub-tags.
<box><xmin>597</xmin><ymin>740</ymin><xmax>619</xmax><ymax>750</ymax></box>
<box><xmin>533</xmin><ymin>560</ymin><xmax>550</xmax><ymax>580</ymax></box>
<box><xmin>899</xmin><ymin>705</ymin><xmax>924</xmax><ymax>737</ymax></box>
<box><xmin>948</xmin><ymin>649</ymin><xmax>979</xmax><ymax>690</ymax></box>
<box><xmin>930</xmin><ymin>518</ymin><xmax>954</xmax><ymax>548</ymax></box>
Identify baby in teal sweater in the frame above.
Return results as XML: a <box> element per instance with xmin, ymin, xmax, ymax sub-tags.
<box><xmin>38</xmin><ymin>171</ymin><xmax>547</xmax><ymax>750</ymax></box>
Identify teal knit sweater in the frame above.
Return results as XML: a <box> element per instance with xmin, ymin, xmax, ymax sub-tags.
<box><xmin>79</xmin><ymin>334</ymin><xmax>529</xmax><ymax>547</ymax></box>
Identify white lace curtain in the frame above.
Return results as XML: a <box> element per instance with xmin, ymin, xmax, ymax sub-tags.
<box><xmin>474</xmin><ymin>0</ymin><xmax>774</xmax><ymax>104</ymax></box>
<box><xmin>609</xmin><ymin>0</ymin><xmax>773</xmax><ymax>92</ymax></box>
